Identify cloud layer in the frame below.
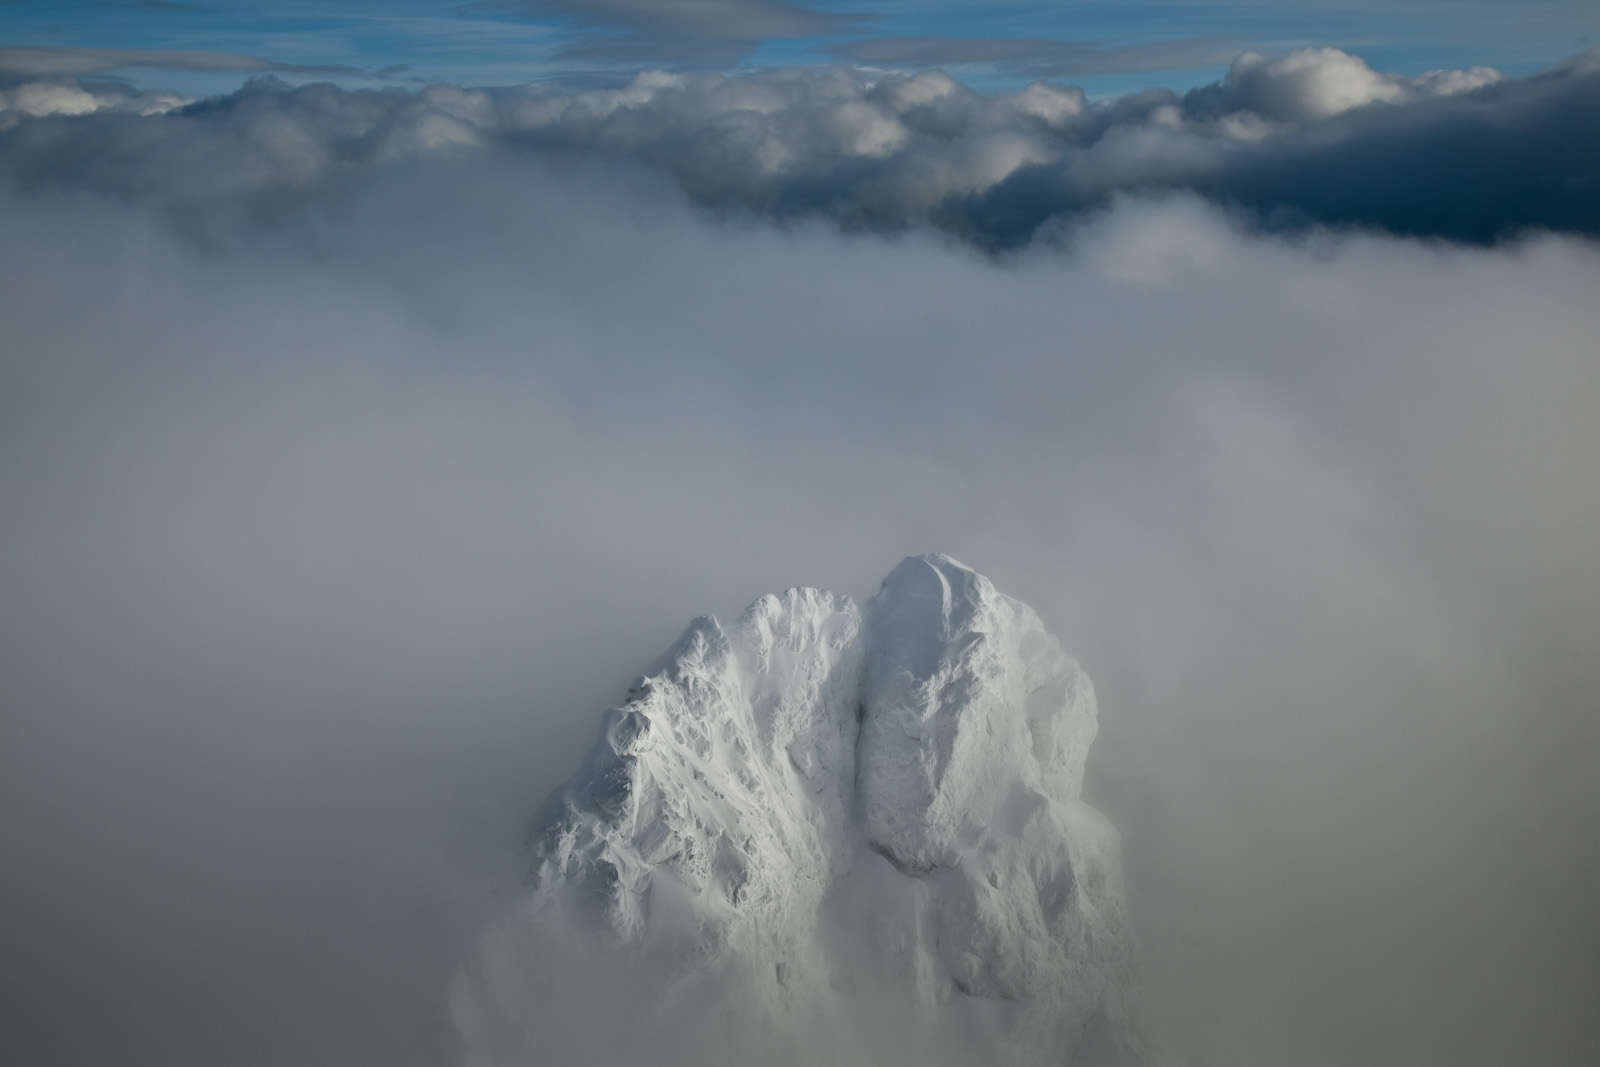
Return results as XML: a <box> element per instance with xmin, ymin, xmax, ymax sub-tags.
<box><xmin>3</xmin><ymin>145</ymin><xmax>1599</xmax><ymax>1065</ymax></box>
<box><xmin>2</xmin><ymin>42</ymin><xmax>1599</xmax><ymax>1067</ymax></box>
<box><xmin>2</xmin><ymin>46</ymin><xmax>1597</xmax><ymax>246</ymax></box>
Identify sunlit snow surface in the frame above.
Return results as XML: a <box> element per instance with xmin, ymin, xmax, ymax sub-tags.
<box><xmin>459</xmin><ymin>555</ymin><xmax>1136</xmax><ymax>1066</ymax></box>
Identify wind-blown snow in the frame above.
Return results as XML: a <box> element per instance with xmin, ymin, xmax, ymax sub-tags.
<box><xmin>464</xmin><ymin>555</ymin><xmax>1135</xmax><ymax>1065</ymax></box>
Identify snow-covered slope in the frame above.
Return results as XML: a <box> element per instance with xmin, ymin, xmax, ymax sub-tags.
<box><xmin>465</xmin><ymin>555</ymin><xmax>1136</xmax><ymax>1065</ymax></box>
<box><xmin>524</xmin><ymin>587</ymin><xmax>865</xmax><ymax>1000</ymax></box>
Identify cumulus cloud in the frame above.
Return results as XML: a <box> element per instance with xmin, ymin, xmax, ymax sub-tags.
<box><xmin>1180</xmin><ymin>46</ymin><xmax>1504</xmax><ymax>124</ymax></box>
<box><xmin>1</xmin><ymin>46</ymin><xmax>1595</xmax><ymax>245</ymax></box>
<box><xmin>0</xmin><ymin>77</ymin><xmax>185</xmax><ymax>122</ymax></box>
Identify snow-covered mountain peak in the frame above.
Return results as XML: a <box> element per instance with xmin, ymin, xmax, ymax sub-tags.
<box><xmin>859</xmin><ymin>553</ymin><xmax>1099</xmax><ymax>873</ymax></box>
<box><xmin>474</xmin><ymin>556</ymin><xmax>1136</xmax><ymax>1065</ymax></box>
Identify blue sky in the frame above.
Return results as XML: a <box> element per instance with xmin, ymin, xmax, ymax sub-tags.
<box><xmin>2</xmin><ymin>0</ymin><xmax>1597</xmax><ymax>97</ymax></box>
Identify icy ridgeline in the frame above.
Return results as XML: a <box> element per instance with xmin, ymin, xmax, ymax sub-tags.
<box><xmin>456</xmin><ymin>556</ymin><xmax>1138</xmax><ymax>1066</ymax></box>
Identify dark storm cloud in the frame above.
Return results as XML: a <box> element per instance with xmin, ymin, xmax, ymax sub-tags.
<box><xmin>2</xmin><ymin>46</ymin><xmax>1595</xmax><ymax>245</ymax></box>
<box><xmin>823</xmin><ymin>33</ymin><xmax>1242</xmax><ymax>78</ymax></box>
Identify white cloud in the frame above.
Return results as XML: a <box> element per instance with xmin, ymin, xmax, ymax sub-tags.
<box><xmin>1192</xmin><ymin>47</ymin><xmax>1504</xmax><ymax>124</ymax></box>
<box><xmin>0</xmin><ymin>78</ymin><xmax>185</xmax><ymax>127</ymax></box>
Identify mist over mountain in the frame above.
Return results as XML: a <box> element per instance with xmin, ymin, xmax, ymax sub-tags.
<box><xmin>2</xmin><ymin>33</ymin><xmax>1599</xmax><ymax>1067</ymax></box>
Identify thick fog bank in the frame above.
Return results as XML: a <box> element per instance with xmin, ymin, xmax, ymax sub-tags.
<box><xmin>1</xmin><ymin>152</ymin><xmax>1598</xmax><ymax>1067</ymax></box>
